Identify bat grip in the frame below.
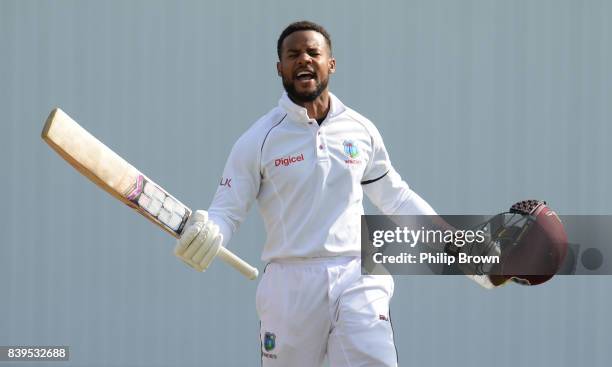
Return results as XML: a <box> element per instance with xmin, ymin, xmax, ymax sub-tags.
<box><xmin>217</xmin><ymin>247</ymin><xmax>259</xmax><ymax>280</ymax></box>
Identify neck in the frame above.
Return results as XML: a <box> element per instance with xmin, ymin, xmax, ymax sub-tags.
<box><xmin>290</xmin><ymin>90</ymin><xmax>331</xmax><ymax>121</ymax></box>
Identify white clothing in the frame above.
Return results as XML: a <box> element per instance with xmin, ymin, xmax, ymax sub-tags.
<box><xmin>208</xmin><ymin>92</ymin><xmax>436</xmax><ymax>366</ymax></box>
<box><xmin>208</xmin><ymin>92</ymin><xmax>435</xmax><ymax>262</ymax></box>
<box><xmin>257</xmin><ymin>257</ymin><xmax>397</xmax><ymax>367</ymax></box>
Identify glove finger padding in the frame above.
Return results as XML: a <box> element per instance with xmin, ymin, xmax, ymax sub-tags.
<box><xmin>192</xmin><ymin>224</ymin><xmax>220</xmax><ymax>264</ymax></box>
<box><xmin>173</xmin><ymin>209</ymin><xmax>224</xmax><ymax>272</ymax></box>
<box><xmin>174</xmin><ymin>209</ymin><xmax>213</xmax><ymax>271</ymax></box>
<box><xmin>174</xmin><ymin>222</ymin><xmax>203</xmax><ymax>256</ymax></box>
<box><xmin>183</xmin><ymin>224</ymin><xmax>209</xmax><ymax>259</ymax></box>
<box><xmin>174</xmin><ymin>210</ymin><xmax>209</xmax><ymax>256</ymax></box>
<box><xmin>199</xmin><ymin>234</ymin><xmax>223</xmax><ymax>271</ymax></box>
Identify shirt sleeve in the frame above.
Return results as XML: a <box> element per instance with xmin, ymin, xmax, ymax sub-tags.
<box><xmin>363</xmin><ymin>166</ymin><xmax>437</xmax><ymax>215</ymax></box>
<box><xmin>208</xmin><ymin>132</ymin><xmax>261</xmax><ymax>247</ymax></box>
<box><xmin>361</xmin><ymin>121</ymin><xmax>392</xmax><ymax>183</ymax></box>
<box><xmin>361</xmin><ymin>124</ymin><xmax>436</xmax><ymax>216</ymax></box>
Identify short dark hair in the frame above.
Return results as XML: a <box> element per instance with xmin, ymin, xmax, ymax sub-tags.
<box><xmin>277</xmin><ymin>21</ymin><xmax>332</xmax><ymax>59</ymax></box>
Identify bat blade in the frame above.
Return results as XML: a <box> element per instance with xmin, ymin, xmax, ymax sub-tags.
<box><xmin>42</xmin><ymin>108</ymin><xmax>258</xmax><ymax>279</ymax></box>
<box><xmin>42</xmin><ymin>108</ymin><xmax>190</xmax><ymax>237</ymax></box>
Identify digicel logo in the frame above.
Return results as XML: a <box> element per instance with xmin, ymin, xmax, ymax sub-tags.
<box><xmin>275</xmin><ymin>153</ymin><xmax>304</xmax><ymax>167</ymax></box>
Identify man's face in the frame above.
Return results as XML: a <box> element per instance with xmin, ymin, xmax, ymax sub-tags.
<box><xmin>277</xmin><ymin>30</ymin><xmax>336</xmax><ymax>103</ymax></box>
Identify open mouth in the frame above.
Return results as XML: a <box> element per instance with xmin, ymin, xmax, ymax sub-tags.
<box><xmin>295</xmin><ymin>70</ymin><xmax>315</xmax><ymax>82</ymax></box>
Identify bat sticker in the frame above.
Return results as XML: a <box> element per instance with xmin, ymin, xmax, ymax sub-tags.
<box><xmin>125</xmin><ymin>175</ymin><xmax>189</xmax><ymax>234</ymax></box>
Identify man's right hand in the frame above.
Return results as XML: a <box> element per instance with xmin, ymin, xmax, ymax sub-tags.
<box><xmin>174</xmin><ymin>210</ymin><xmax>223</xmax><ymax>272</ymax></box>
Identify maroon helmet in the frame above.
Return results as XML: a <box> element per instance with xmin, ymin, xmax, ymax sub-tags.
<box><xmin>488</xmin><ymin>200</ymin><xmax>568</xmax><ymax>286</ymax></box>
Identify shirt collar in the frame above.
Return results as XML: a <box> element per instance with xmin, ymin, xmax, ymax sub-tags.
<box><xmin>278</xmin><ymin>91</ymin><xmax>346</xmax><ymax>124</ymax></box>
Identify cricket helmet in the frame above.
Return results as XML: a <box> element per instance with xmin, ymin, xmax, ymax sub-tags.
<box><xmin>484</xmin><ymin>200</ymin><xmax>568</xmax><ymax>286</ymax></box>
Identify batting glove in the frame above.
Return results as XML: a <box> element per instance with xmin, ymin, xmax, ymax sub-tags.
<box><xmin>174</xmin><ymin>210</ymin><xmax>223</xmax><ymax>272</ymax></box>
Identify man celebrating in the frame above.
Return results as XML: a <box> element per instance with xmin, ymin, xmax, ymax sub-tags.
<box><xmin>175</xmin><ymin>21</ymin><xmax>444</xmax><ymax>366</ymax></box>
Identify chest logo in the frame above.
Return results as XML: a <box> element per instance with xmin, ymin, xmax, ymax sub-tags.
<box><xmin>343</xmin><ymin>140</ymin><xmax>362</xmax><ymax>165</ymax></box>
<box><xmin>343</xmin><ymin>140</ymin><xmax>360</xmax><ymax>158</ymax></box>
<box><xmin>275</xmin><ymin>153</ymin><xmax>304</xmax><ymax>167</ymax></box>
<box><xmin>264</xmin><ymin>332</ymin><xmax>276</xmax><ymax>351</ymax></box>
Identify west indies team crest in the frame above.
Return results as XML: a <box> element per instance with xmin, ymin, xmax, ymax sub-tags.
<box><xmin>264</xmin><ymin>332</ymin><xmax>276</xmax><ymax>351</ymax></box>
<box><xmin>343</xmin><ymin>140</ymin><xmax>359</xmax><ymax>158</ymax></box>
<box><xmin>343</xmin><ymin>140</ymin><xmax>362</xmax><ymax>165</ymax></box>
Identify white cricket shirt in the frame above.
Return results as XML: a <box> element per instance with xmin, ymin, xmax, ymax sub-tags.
<box><xmin>209</xmin><ymin>92</ymin><xmax>436</xmax><ymax>262</ymax></box>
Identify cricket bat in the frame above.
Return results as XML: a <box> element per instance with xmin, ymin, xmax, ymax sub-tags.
<box><xmin>41</xmin><ymin>108</ymin><xmax>258</xmax><ymax>280</ymax></box>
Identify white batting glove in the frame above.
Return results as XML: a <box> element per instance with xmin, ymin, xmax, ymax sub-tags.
<box><xmin>174</xmin><ymin>210</ymin><xmax>223</xmax><ymax>272</ymax></box>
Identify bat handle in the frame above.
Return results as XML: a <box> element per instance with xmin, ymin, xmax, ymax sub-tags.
<box><xmin>217</xmin><ymin>247</ymin><xmax>259</xmax><ymax>280</ymax></box>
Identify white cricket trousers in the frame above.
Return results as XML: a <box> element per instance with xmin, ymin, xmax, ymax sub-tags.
<box><xmin>256</xmin><ymin>257</ymin><xmax>398</xmax><ymax>367</ymax></box>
